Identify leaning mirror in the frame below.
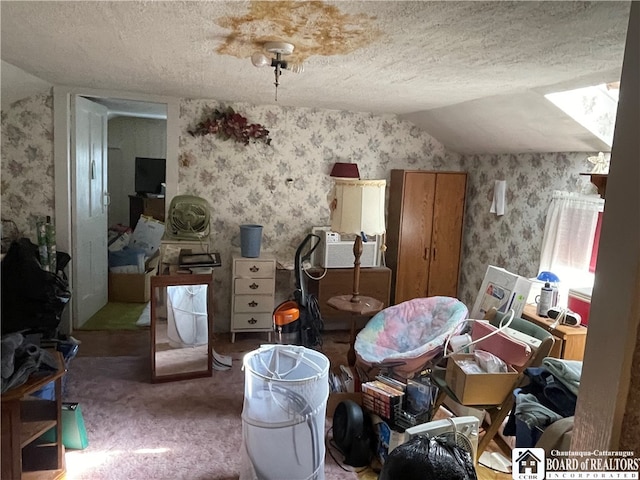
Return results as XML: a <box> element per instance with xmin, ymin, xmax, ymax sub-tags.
<box><xmin>150</xmin><ymin>273</ymin><xmax>213</xmax><ymax>383</ymax></box>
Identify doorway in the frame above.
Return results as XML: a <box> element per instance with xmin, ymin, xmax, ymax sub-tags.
<box><xmin>53</xmin><ymin>86</ymin><xmax>179</xmax><ymax>333</ymax></box>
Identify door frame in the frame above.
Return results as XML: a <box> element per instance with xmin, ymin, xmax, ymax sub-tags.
<box><xmin>53</xmin><ymin>85</ymin><xmax>179</xmax><ymax>333</ymax></box>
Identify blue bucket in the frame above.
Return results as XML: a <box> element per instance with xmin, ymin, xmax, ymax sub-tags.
<box><xmin>240</xmin><ymin>224</ymin><xmax>263</xmax><ymax>258</ymax></box>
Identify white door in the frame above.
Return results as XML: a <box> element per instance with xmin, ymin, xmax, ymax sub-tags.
<box><xmin>72</xmin><ymin>96</ymin><xmax>109</xmax><ymax>327</ymax></box>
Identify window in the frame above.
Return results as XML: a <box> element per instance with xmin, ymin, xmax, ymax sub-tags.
<box><xmin>538</xmin><ymin>191</ymin><xmax>604</xmax><ymax>305</ymax></box>
<box><xmin>545</xmin><ymin>83</ymin><xmax>619</xmax><ymax>147</ymax></box>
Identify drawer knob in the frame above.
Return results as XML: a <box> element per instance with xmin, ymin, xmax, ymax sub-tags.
<box><xmin>248</xmin><ymin>301</ymin><xmax>258</xmax><ymax>308</ymax></box>
<box><xmin>249</xmin><ymin>282</ymin><xmax>259</xmax><ymax>289</ymax></box>
<box><xmin>248</xmin><ymin>317</ymin><xmax>257</xmax><ymax>324</ymax></box>
<box><xmin>250</xmin><ymin>265</ymin><xmax>259</xmax><ymax>272</ymax></box>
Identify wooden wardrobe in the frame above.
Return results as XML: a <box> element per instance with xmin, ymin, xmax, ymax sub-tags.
<box><xmin>386</xmin><ymin>170</ymin><xmax>467</xmax><ymax>304</ymax></box>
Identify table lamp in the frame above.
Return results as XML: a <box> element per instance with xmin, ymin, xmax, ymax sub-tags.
<box><xmin>329</xmin><ymin>162</ymin><xmax>360</xmax><ymax>179</ymax></box>
<box><xmin>328</xmin><ymin>178</ymin><xmax>386</xmax><ymax>307</ymax></box>
<box><xmin>327</xmin><ymin>178</ymin><xmax>386</xmax><ymax>365</ymax></box>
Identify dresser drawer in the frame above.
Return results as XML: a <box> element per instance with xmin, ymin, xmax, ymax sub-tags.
<box><xmin>234</xmin><ymin>294</ymin><xmax>275</xmax><ymax>313</ymax></box>
<box><xmin>234</xmin><ymin>260</ymin><xmax>275</xmax><ymax>278</ymax></box>
<box><xmin>234</xmin><ymin>278</ymin><xmax>275</xmax><ymax>295</ymax></box>
<box><xmin>232</xmin><ymin>312</ymin><xmax>273</xmax><ymax>330</ymax></box>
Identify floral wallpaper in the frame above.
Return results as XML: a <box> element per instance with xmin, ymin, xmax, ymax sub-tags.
<box><xmin>454</xmin><ymin>153</ymin><xmax>597</xmax><ymax>308</ymax></box>
<box><xmin>1</xmin><ymin>92</ymin><xmax>55</xmax><ymax>242</ymax></box>
<box><xmin>0</xmin><ymin>92</ymin><xmax>599</xmax><ymax>334</ymax></box>
<box><xmin>177</xmin><ymin>99</ymin><xmax>454</xmax><ymax>331</ymax></box>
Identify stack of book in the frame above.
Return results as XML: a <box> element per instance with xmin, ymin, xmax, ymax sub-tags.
<box><xmin>361</xmin><ymin>376</ymin><xmax>405</xmax><ymax>426</ymax></box>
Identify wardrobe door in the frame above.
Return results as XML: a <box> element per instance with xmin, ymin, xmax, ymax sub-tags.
<box><xmin>394</xmin><ymin>172</ymin><xmax>436</xmax><ymax>304</ymax></box>
<box><xmin>428</xmin><ymin>173</ymin><xmax>467</xmax><ymax>297</ymax></box>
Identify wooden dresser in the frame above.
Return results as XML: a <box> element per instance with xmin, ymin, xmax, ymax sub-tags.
<box><xmin>129</xmin><ymin>195</ymin><xmax>165</xmax><ymax>229</ymax></box>
<box><xmin>230</xmin><ymin>253</ymin><xmax>276</xmax><ymax>342</ymax></box>
<box><xmin>522</xmin><ymin>304</ymin><xmax>588</xmax><ymax>361</ymax></box>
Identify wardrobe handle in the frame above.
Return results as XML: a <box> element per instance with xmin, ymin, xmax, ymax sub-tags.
<box><xmin>424</xmin><ymin>247</ymin><xmax>429</xmax><ymax>260</ymax></box>
<box><xmin>433</xmin><ymin>248</ymin><xmax>436</xmax><ymax>261</ymax></box>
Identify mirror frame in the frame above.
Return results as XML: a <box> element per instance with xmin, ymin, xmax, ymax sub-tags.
<box><xmin>150</xmin><ymin>273</ymin><xmax>214</xmax><ymax>383</ymax></box>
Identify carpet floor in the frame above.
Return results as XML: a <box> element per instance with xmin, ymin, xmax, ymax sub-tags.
<box><xmin>80</xmin><ymin>302</ymin><xmax>148</xmax><ymax>331</ymax></box>
<box><xmin>63</xmin><ymin>341</ymin><xmax>359</xmax><ymax>480</ymax></box>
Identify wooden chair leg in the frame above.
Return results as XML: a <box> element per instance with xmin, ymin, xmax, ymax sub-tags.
<box><xmin>431</xmin><ymin>389</ymin><xmax>447</xmax><ymax>419</ymax></box>
<box><xmin>492</xmin><ymin>432</ymin><xmax>514</xmax><ymax>458</ymax></box>
<box><xmin>477</xmin><ymin>401</ymin><xmax>514</xmax><ymax>458</ymax></box>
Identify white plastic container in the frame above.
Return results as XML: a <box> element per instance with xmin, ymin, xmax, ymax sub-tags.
<box><xmin>240</xmin><ymin>345</ymin><xmax>329</xmax><ymax>480</ymax></box>
<box><xmin>166</xmin><ymin>284</ymin><xmax>209</xmax><ymax>348</ymax></box>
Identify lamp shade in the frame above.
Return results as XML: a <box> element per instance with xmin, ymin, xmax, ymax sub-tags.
<box><xmin>330</xmin><ymin>178</ymin><xmax>386</xmax><ymax>235</ymax></box>
<box><xmin>329</xmin><ymin>162</ymin><xmax>360</xmax><ymax>179</ymax></box>
<box><xmin>537</xmin><ymin>271</ymin><xmax>561</xmax><ymax>283</ymax></box>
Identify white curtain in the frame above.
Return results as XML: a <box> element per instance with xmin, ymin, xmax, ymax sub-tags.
<box><xmin>539</xmin><ymin>191</ymin><xmax>604</xmax><ymax>300</ymax></box>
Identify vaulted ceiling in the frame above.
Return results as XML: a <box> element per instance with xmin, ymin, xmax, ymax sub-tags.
<box><xmin>0</xmin><ymin>1</ymin><xmax>631</xmax><ymax>154</ymax></box>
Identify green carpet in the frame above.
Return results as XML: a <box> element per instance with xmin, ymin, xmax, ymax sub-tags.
<box><xmin>80</xmin><ymin>302</ymin><xmax>148</xmax><ymax>330</ymax></box>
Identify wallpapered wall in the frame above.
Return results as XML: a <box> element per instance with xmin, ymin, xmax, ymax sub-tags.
<box><xmin>178</xmin><ymin>99</ymin><xmax>456</xmax><ymax>330</ymax></box>
<box><xmin>1</xmin><ymin>93</ymin><xmax>54</xmax><ymax>237</ymax></box>
<box><xmin>454</xmin><ymin>153</ymin><xmax>596</xmax><ymax>308</ymax></box>
<box><xmin>1</xmin><ymin>92</ymin><xmax>597</xmax><ymax>332</ymax></box>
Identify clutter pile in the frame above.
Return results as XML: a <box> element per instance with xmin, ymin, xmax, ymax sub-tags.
<box><xmin>1</xmin><ymin>332</ymin><xmax>59</xmax><ymax>393</ymax></box>
<box><xmin>1</xmin><ymin>237</ymin><xmax>71</xmax><ymax>337</ymax></box>
<box><xmin>108</xmin><ymin>216</ymin><xmax>164</xmax><ymax>303</ymax></box>
<box><xmin>505</xmin><ymin>357</ymin><xmax>582</xmax><ymax>447</ymax></box>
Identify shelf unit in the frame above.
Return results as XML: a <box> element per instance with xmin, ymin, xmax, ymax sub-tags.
<box><xmin>1</xmin><ymin>351</ymin><xmax>66</xmax><ymax>480</ymax></box>
<box><xmin>580</xmin><ymin>173</ymin><xmax>608</xmax><ymax>198</ymax></box>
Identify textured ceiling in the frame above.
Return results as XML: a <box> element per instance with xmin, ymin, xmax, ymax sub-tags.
<box><xmin>0</xmin><ymin>1</ymin><xmax>631</xmax><ymax>153</ymax></box>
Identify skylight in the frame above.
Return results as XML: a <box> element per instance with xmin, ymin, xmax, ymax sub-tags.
<box><xmin>545</xmin><ymin>83</ymin><xmax>619</xmax><ymax>147</ymax></box>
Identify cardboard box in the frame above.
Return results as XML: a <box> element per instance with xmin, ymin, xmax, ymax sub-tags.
<box><xmin>108</xmin><ymin>267</ymin><xmax>156</xmax><ymax>303</ymax></box>
<box><xmin>129</xmin><ymin>215</ymin><xmax>165</xmax><ymax>257</ymax></box>
<box><xmin>108</xmin><ymin>231</ymin><xmax>131</xmax><ymax>252</ymax></box>
<box><xmin>471</xmin><ymin>266</ymin><xmax>532</xmax><ymax>320</ymax></box>
<box><xmin>327</xmin><ymin>364</ymin><xmax>364</xmax><ymax>417</ymax></box>
<box><xmin>445</xmin><ymin>354</ymin><xmax>518</xmax><ymax>405</ymax></box>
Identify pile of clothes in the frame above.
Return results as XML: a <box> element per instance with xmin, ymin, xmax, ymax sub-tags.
<box><xmin>1</xmin><ymin>333</ymin><xmax>58</xmax><ymax>393</ymax></box>
<box><xmin>505</xmin><ymin>357</ymin><xmax>582</xmax><ymax>446</ymax></box>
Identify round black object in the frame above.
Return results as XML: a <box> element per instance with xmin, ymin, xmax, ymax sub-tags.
<box><xmin>333</xmin><ymin>400</ymin><xmax>363</xmax><ymax>451</ymax></box>
<box><xmin>332</xmin><ymin>400</ymin><xmax>372</xmax><ymax>467</ymax></box>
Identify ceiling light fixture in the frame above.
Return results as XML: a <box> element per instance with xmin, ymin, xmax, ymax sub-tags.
<box><xmin>251</xmin><ymin>41</ymin><xmax>303</xmax><ymax>101</ymax></box>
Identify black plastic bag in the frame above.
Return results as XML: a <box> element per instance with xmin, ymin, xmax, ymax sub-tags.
<box><xmin>379</xmin><ymin>434</ymin><xmax>477</xmax><ymax>480</ymax></box>
<box><xmin>1</xmin><ymin>238</ymin><xmax>71</xmax><ymax>337</ymax></box>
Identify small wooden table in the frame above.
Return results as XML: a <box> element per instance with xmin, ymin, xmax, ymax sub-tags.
<box><xmin>1</xmin><ymin>351</ymin><xmax>66</xmax><ymax>480</ymax></box>
<box><xmin>327</xmin><ymin>295</ymin><xmax>384</xmax><ymax>366</ymax></box>
<box><xmin>522</xmin><ymin>304</ymin><xmax>588</xmax><ymax>361</ymax></box>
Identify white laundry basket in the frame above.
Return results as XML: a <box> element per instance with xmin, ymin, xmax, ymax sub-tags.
<box><xmin>240</xmin><ymin>345</ymin><xmax>329</xmax><ymax>480</ymax></box>
<box><xmin>166</xmin><ymin>284</ymin><xmax>208</xmax><ymax>348</ymax></box>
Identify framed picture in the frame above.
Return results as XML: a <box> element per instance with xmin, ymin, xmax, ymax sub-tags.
<box><xmin>178</xmin><ymin>251</ymin><xmax>221</xmax><ymax>267</ymax></box>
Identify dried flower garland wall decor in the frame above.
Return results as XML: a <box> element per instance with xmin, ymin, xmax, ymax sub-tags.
<box><xmin>188</xmin><ymin>106</ymin><xmax>272</xmax><ymax>145</ymax></box>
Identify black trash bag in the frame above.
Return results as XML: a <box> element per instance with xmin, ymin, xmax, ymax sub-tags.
<box><xmin>1</xmin><ymin>238</ymin><xmax>71</xmax><ymax>337</ymax></box>
<box><xmin>379</xmin><ymin>434</ymin><xmax>477</xmax><ymax>480</ymax></box>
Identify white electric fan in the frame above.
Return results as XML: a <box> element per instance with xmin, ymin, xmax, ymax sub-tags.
<box><xmin>404</xmin><ymin>416</ymin><xmax>479</xmax><ymax>461</ymax></box>
<box><xmin>165</xmin><ymin>195</ymin><xmax>211</xmax><ymax>240</ymax></box>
